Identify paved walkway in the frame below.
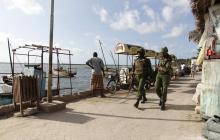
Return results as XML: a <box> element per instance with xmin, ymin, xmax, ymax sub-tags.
<box><xmin>0</xmin><ymin>76</ymin><xmax>205</xmax><ymax>140</ymax></box>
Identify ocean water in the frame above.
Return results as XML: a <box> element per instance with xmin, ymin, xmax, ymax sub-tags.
<box><xmin>0</xmin><ymin>63</ymin><xmax>93</xmax><ymax>92</ymax></box>
<box><xmin>0</xmin><ymin>63</ymin><xmax>110</xmax><ymax>105</ymax></box>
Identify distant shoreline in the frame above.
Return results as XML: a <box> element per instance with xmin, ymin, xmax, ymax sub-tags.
<box><xmin>0</xmin><ymin>62</ymin><xmax>85</xmax><ymax>65</ymax></box>
<box><xmin>0</xmin><ymin>62</ymin><xmax>127</xmax><ymax>66</ymax></box>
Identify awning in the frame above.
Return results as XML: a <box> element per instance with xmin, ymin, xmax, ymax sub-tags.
<box><xmin>115</xmin><ymin>43</ymin><xmax>143</xmax><ymax>55</ymax></box>
<box><xmin>115</xmin><ymin>43</ymin><xmax>159</xmax><ymax>57</ymax></box>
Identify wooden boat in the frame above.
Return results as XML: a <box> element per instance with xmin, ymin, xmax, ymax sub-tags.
<box><xmin>1</xmin><ymin>75</ymin><xmax>13</xmax><ymax>94</ymax></box>
<box><xmin>1</xmin><ymin>73</ymin><xmax>24</xmax><ymax>93</ymax></box>
<box><xmin>52</xmin><ymin>67</ymin><xmax>77</xmax><ymax>77</ymax></box>
<box><xmin>104</xmin><ymin>68</ymin><xmax>117</xmax><ymax>77</ymax></box>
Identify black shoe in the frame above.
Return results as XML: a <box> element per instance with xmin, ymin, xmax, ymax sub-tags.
<box><xmin>160</xmin><ymin>103</ymin><xmax>165</xmax><ymax>111</ymax></box>
<box><xmin>159</xmin><ymin>101</ymin><xmax>162</xmax><ymax>106</ymax></box>
<box><xmin>134</xmin><ymin>101</ymin><xmax>139</xmax><ymax>108</ymax></box>
<box><xmin>141</xmin><ymin>98</ymin><xmax>147</xmax><ymax>104</ymax></box>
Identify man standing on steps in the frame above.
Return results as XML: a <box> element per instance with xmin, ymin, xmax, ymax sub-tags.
<box><xmin>86</xmin><ymin>52</ymin><xmax>106</xmax><ymax>98</ymax></box>
<box><xmin>133</xmin><ymin>48</ymin><xmax>152</xmax><ymax>108</ymax></box>
<box><xmin>155</xmin><ymin>47</ymin><xmax>172</xmax><ymax>111</ymax></box>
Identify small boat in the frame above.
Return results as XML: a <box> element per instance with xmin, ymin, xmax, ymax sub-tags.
<box><xmin>2</xmin><ymin>75</ymin><xmax>13</xmax><ymax>86</ymax></box>
<box><xmin>1</xmin><ymin>73</ymin><xmax>24</xmax><ymax>94</ymax></box>
<box><xmin>104</xmin><ymin>68</ymin><xmax>117</xmax><ymax>77</ymax></box>
<box><xmin>24</xmin><ymin>64</ymin><xmax>41</xmax><ymax>68</ymax></box>
<box><xmin>52</xmin><ymin>67</ymin><xmax>77</xmax><ymax>77</ymax></box>
<box><xmin>1</xmin><ymin>75</ymin><xmax>13</xmax><ymax>94</ymax></box>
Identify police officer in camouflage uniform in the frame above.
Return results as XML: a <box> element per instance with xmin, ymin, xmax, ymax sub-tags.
<box><xmin>133</xmin><ymin>48</ymin><xmax>152</xmax><ymax>108</ymax></box>
<box><xmin>155</xmin><ymin>47</ymin><xmax>172</xmax><ymax>111</ymax></box>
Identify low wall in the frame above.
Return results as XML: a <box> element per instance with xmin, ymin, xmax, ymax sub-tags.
<box><xmin>200</xmin><ymin>60</ymin><xmax>220</xmax><ymax>118</ymax></box>
<box><xmin>0</xmin><ymin>89</ymin><xmax>106</xmax><ymax>117</ymax></box>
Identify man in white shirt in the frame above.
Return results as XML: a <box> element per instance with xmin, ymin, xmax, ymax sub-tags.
<box><xmin>86</xmin><ymin>52</ymin><xmax>106</xmax><ymax>97</ymax></box>
<box><xmin>181</xmin><ymin>63</ymin><xmax>185</xmax><ymax>71</ymax></box>
<box><xmin>191</xmin><ymin>60</ymin><xmax>196</xmax><ymax>78</ymax></box>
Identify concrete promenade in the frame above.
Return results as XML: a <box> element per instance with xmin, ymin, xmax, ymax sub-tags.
<box><xmin>0</xmin><ymin>76</ymin><xmax>205</xmax><ymax>140</ymax></box>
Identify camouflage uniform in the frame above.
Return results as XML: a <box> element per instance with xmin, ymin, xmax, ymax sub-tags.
<box><xmin>155</xmin><ymin>47</ymin><xmax>172</xmax><ymax>110</ymax></box>
<box><xmin>133</xmin><ymin>49</ymin><xmax>152</xmax><ymax>108</ymax></box>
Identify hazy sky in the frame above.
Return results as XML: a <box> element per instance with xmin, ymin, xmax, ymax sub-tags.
<box><xmin>0</xmin><ymin>0</ymin><xmax>197</xmax><ymax>64</ymax></box>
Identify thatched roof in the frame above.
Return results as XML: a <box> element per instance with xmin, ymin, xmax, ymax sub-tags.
<box><xmin>189</xmin><ymin>0</ymin><xmax>220</xmax><ymax>43</ymax></box>
<box><xmin>188</xmin><ymin>30</ymin><xmax>202</xmax><ymax>43</ymax></box>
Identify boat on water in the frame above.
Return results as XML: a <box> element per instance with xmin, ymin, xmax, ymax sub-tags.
<box><xmin>52</xmin><ymin>67</ymin><xmax>77</xmax><ymax>77</ymax></box>
<box><xmin>1</xmin><ymin>75</ymin><xmax>13</xmax><ymax>94</ymax></box>
<box><xmin>104</xmin><ymin>67</ymin><xmax>117</xmax><ymax>77</ymax></box>
<box><xmin>0</xmin><ymin>42</ymin><xmax>76</xmax><ymax>105</ymax></box>
<box><xmin>0</xmin><ymin>64</ymin><xmax>43</xmax><ymax>94</ymax></box>
<box><xmin>1</xmin><ymin>74</ymin><xmax>23</xmax><ymax>94</ymax></box>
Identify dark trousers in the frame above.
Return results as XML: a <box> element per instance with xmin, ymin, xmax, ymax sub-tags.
<box><xmin>155</xmin><ymin>74</ymin><xmax>170</xmax><ymax>103</ymax></box>
<box><xmin>136</xmin><ymin>74</ymin><xmax>146</xmax><ymax>100</ymax></box>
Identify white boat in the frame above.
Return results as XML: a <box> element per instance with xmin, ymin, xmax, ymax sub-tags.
<box><xmin>1</xmin><ymin>73</ymin><xmax>24</xmax><ymax>94</ymax></box>
<box><xmin>1</xmin><ymin>75</ymin><xmax>13</xmax><ymax>93</ymax></box>
<box><xmin>104</xmin><ymin>68</ymin><xmax>117</xmax><ymax>77</ymax></box>
<box><xmin>52</xmin><ymin>67</ymin><xmax>77</xmax><ymax>77</ymax></box>
<box><xmin>1</xmin><ymin>84</ymin><xmax>12</xmax><ymax>94</ymax></box>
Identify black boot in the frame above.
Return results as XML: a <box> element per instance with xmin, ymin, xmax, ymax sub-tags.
<box><xmin>134</xmin><ymin>100</ymin><xmax>140</xmax><ymax>108</ymax></box>
<box><xmin>141</xmin><ymin>97</ymin><xmax>147</xmax><ymax>104</ymax></box>
<box><xmin>159</xmin><ymin>100</ymin><xmax>162</xmax><ymax>106</ymax></box>
<box><xmin>160</xmin><ymin>102</ymin><xmax>165</xmax><ymax>111</ymax></box>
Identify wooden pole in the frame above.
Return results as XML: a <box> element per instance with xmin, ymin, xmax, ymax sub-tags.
<box><xmin>56</xmin><ymin>49</ymin><xmax>60</xmax><ymax>95</ymax></box>
<box><xmin>41</xmin><ymin>46</ymin><xmax>44</xmax><ymax>97</ymax></box>
<box><xmin>12</xmin><ymin>50</ymin><xmax>16</xmax><ymax>108</ymax></box>
<box><xmin>19</xmin><ymin>77</ymin><xmax>24</xmax><ymax>116</ymax></box>
<box><xmin>7</xmin><ymin>38</ymin><xmax>13</xmax><ymax>75</ymax></box>
<box><xmin>47</xmin><ymin>0</ymin><xmax>54</xmax><ymax>103</ymax></box>
<box><xmin>98</xmin><ymin>40</ymin><xmax>107</xmax><ymax>69</ymax></box>
<box><xmin>126</xmin><ymin>55</ymin><xmax>128</xmax><ymax>67</ymax></box>
<box><xmin>110</xmin><ymin>51</ymin><xmax>116</xmax><ymax>68</ymax></box>
<box><xmin>28</xmin><ymin>51</ymin><xmax>30</xmax><ymax>68</ymax></box>
<box><xmin>69</xmin><ymin>50</ymin><xmax>73</xmax><ymax>95</ymax></box>
<box><xmin>118</xmin><ymin>54</ymin><xmax>119</xmax><ymax>72</ymax></box>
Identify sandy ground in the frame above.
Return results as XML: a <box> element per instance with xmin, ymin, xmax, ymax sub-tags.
<box><xmin>0</xmin><ymin>75</ymin><xmax>205</xmax><ymax>140</ymax></box>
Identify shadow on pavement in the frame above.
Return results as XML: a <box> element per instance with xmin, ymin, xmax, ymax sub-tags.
<box><xmin>188</xmin><ymin>83</ymin><xmax>198</xmax><ymax>88</ymax></box>
<box><xmin>168</xmin><ymin>84</ymin><xmax>181</xmax><ymax>88</ymax></box>
<box><xmin>167</xmin><ymin>89</ymin><xmax>176</xmax><ymax>93</ymax></box>
<box><xmin>183</xmin><ymin>89</ymin><xmax>195</xmax><ymax>94</ymax></box>
<box><xmin>175</xmin><ymin>78</ymin><xmax>194</xmax><ymax>81</ymax></box>
<box><xmin>166</xmin><ymin>104</ymin><xmax>195</xmax><ymax>111</ymax></box>
<box><xmin>170</xmin><ymin>82</ymin><xmax>190</xmax><ymax>85</ymax></box>
<box><xmin>107</xmin><ymin>96</ymin><xmax>136</xmax><ymax>100</ymax></box>
<box><xmin>30</xmin><ymin>108</ymin><xmax>95</xmax><ymax>124</ymax></box>
<box><xmin>119</xmin><ymin>97</ymin><xmax>160</xmax><ymax>104</ymax></box>
<box><xmin>72</xmin><ymin>111</ymin><xmax>201</xmax><ymax>123</ymax></box>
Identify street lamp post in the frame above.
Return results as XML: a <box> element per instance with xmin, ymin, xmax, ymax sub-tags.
<box><xmin>47</xmin><ymin>0</ymin><xmax>54</xmax><ymax>103</ymax></box>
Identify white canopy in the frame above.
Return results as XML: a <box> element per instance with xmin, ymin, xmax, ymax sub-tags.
<box><xmin>115</xmin><ymin>43</ymin><xmax>159</xmax><ymax>57</ymax></box>
<box><xmin>115</xmin><ymin>43</ymin><xmax>143</xmax><ymax>55</ymax></box>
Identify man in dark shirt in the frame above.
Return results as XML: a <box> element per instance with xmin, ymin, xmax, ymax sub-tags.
<box><xmin>86</xmin><ymin>52</ymin><xmax>105</xmax><ymax>97</ymax></box>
